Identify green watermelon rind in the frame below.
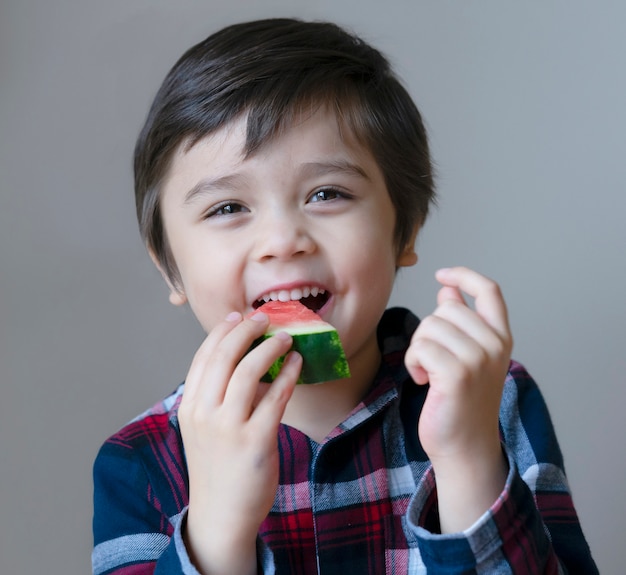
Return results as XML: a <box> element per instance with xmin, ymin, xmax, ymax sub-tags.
<box><xmin>255</xmin><ymin>329</ymin><xmax>351</xmax><ymax>385</ymax></box>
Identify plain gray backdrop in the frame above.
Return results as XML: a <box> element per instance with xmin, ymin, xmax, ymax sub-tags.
<box><xmin>1</xmin><ymin>1</ymin><xmax>624</xmax><ymax>573</ymax></box>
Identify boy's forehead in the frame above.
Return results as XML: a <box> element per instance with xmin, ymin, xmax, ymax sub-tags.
<box><xmin>181</xmin><ymin>114</ymin><xmax>248</xmax><ymax>157</ymax></box>
<box><xmin>176</xmin><ymin>106</ymin><xmax>368</xmax><ymax>168</ymax></box>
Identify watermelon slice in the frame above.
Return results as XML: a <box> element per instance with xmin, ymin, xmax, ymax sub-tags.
<box><xmin>251</xmin><ymin>300</ymin><xmax>350</xmax><ymax>384</ymax></box>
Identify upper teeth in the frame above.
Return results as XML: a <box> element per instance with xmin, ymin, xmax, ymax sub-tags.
<box><xmin>260</xmin><ymin>286</ymin><xmax>325</xmax><ymax>303</ymax></box>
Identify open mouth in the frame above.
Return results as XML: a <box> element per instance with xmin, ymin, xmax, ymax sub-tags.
<box><xmin>253</xmin><ymin>286</ymin><xmax>330</xmax><ymax>313</ymax></box>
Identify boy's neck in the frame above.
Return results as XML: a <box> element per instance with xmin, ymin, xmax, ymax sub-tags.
<box><xmin>281</xmin><ymin>338</ymin><xmax>381</xmax><ymax>444</ymax></box>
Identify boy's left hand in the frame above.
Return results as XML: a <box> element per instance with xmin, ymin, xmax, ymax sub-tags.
<box><xmin>404</xmin><ymin>266</ymin><xmax>513</xmax><ymax>532</ymax></box>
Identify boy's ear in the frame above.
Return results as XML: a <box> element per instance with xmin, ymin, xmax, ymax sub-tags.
<box><xmin>148</xmin><ymin>250</ymin><xmax>188</xmax><ymax>307</ymax></box>
<box><xmin>396</xmin><ymin>226</ymin><xmax>420</xmax><ymax>268</ymax></box>
<box><xmin>167</xmin><ymin>287</ymin><xmax>188</xmax><ymax>307</ymax></box>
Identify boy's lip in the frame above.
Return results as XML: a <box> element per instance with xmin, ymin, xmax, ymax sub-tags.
<box><xmin>251</xmin><ymin>281</ymin><xmax>332</xmax><ymax>312</ymax></box>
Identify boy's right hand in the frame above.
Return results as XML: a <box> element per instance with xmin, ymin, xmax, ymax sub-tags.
<box><xmin>177</xmin><ymin>311</ymin><xmax>301</xmax><ymax>575</ymax></box>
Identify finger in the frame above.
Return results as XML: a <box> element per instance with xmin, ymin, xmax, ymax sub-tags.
<box><xmin>184</xmin><ymin>312</ymin><xmax>270</xmax><ymax>407</ymax></box>
<box><xmin>405</xmin><ymin>333</ymin><xmax>462</xmax><ymax>390</ymax></box>
<box><xmin>406</xmin><ymin>360</ymin><xmax>430</xmax><ymax>385</ymax></box>
<box><xmin>250</xmin><ymin>351</ymin><xmax>301</xmax><ymax>429</ymax></box>
<box><xmin>437</xmin><ymin>285</ymin><xmax>467</xmax><ymax>307</ymax></box>
<box><xmin>432</xmin><ymin>298</ymin><xmax>509</xmax><ymax>359</ymax></box>
<box><xmin>406</xmin><ymin>317</ymin><xmax>452</xmax><ymax>385</ymax></box>
<box><xmin>183</xmin><ymin>311</ymin><xmax>244</xmax><ymax>400</ymax></box>
<box><xmin>410</xmin><ymin>314</ymin><xmax>486</xmax><ymax>377</ymax></box>
<box><xmin>435</xmin><ymin>267</ymin><xmax>511</xmax><ymax>339</ymax></box>
<box><xmin>223</xmin><ymin>331</ymin><xmax>295</xmax><ymax>417</ymax></box>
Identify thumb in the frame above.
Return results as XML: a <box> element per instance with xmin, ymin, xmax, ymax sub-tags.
<box><xmin>404</xmin><ymin>343</ymin><xmax>430</xmax><ymax>385</ymax></box>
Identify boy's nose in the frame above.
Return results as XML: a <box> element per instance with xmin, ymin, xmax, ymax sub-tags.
<box><xmin>253</xmin><ymin>212</ymin><xmax>316</xmax><ymax>261</ymax></box>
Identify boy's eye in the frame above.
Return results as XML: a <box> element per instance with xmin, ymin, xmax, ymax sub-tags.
<box><xmin>309</xmin><ymin>187</ymin><xmax>345</xmax><ymax>203</ymax></box>
<box><xmin>205</xmin><ymin>202</ymin><xmax>248</xmax><ymax>218</ymax></box>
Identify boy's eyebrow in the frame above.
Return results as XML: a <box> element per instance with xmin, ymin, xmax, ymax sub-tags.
<box><xmin>183</xmin><ymin>174</ymin><xmax>248</xmax><ymax>205</ymax></box>
<box><xmin>299</xmin><ymin>160</ymin><xmax>371</xmax><ymax>181</ymax></box>
<box><xmin>183</xmin><ymin>159</ymin><xmax>370</xmax><ymax>205</ymax></box>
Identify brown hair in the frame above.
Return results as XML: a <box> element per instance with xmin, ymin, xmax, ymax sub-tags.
<box><xmin>134</xmin><ymin>18</ymin><xmax>436</xmax><ymax>287</ymax></box>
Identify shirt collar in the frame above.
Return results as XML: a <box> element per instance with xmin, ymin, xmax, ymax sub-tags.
<box><xmin>326</xmin><ymin>307</ymin><xmax>418</xmax><ymax>440</ymax></box>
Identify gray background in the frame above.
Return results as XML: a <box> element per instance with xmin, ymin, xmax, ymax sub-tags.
<box><xmin>1</xmin><ymin>1</ymin><xmax>624</xmax><ymax>573</ymax></box>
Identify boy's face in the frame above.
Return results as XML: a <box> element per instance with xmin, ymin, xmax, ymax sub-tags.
<box><xmin>158</xmin><ymin>107</ymin><xmax>417</xmax><ymax>365</ymax></box>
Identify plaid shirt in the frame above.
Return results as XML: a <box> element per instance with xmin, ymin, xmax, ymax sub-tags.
<box><xmin>92</xmin><ymin>308</ymin><xmax>597</xmax><ymax>574</ymax></box>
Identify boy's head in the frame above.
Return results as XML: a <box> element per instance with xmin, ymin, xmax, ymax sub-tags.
<box><xmin>134</xmin><ymin>18</ymin><xmax>436</xmax><ymax>289</ymax></box>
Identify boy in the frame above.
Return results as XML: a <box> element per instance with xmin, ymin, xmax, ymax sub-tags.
<box><xmin>92</xmin><ymin>18</ymin><xmax>598</xmax><ymax>574</ymax></box>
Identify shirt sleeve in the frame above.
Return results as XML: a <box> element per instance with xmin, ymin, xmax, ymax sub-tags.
<box><xmin>404</xmin><ymin>361</ymin><xmax>598</xmax><ymax>574</ymax></box>
<box><xmin>92</xmin><ymin>439</ymin><xmax>200</xmax><ymax>575</ymax></box>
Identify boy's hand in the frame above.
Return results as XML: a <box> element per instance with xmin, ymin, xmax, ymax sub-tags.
<box><xmin>178</xmin><ymin>311</ymin><xmax>301</xmax><ymax>575</ymax></box>
<box><xmin>404</xmin><ymin>267</ymin><xmax>513</xmax><ymax>533</ymax></box>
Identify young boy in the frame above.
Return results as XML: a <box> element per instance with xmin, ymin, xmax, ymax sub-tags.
<box><xmin>92</xmin><ymin>18</ymin><xmax>598</xmax><ymax>574</ymax></box>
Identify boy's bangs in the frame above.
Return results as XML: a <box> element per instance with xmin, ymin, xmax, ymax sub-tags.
<box><xmin>242</xmin><ymin>83</ymin><xmax>370</xmax><ymax>157</ymax></box>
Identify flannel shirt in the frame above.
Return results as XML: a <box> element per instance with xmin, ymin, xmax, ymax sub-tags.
<box><xmin>92</xmin><ymin>307</ymin><xmax>598</xmax><ymax>574</ymax></box>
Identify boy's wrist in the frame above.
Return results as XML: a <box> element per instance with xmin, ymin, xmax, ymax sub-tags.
<box><xmin>183</xmin><ymin>507</ymin><xmax>258</xmax><ymax>575</ymax></box>
<box><xmin>430</xmin><ymin>443</ymin><xmax>508</xmax><ymax>534</ymax></box>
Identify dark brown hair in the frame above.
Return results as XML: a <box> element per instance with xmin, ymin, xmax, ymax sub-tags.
<box><xmin>134</xmin><ymin>18</ymin><xmax>436</xmax><ymax>286</ymax></box>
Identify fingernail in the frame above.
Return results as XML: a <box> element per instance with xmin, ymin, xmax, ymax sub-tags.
<box><xmin>250</xmin><ymin>312</ymin><xmax>268</xmax><ymax>322</ymax></box>
<box><xmin>225</xmin><ymin>311</ymin><xmax>242</xmax><ymax>322</ymax></box>
<box><xmin>275</xmin><ymin>331</ymin><xmax>292</xmax><ymax>342</ymax></box>
<box><xmin>284</xmin><ymin>351</ymin><xmax>301</xmax><ymax>364</ymax></box>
